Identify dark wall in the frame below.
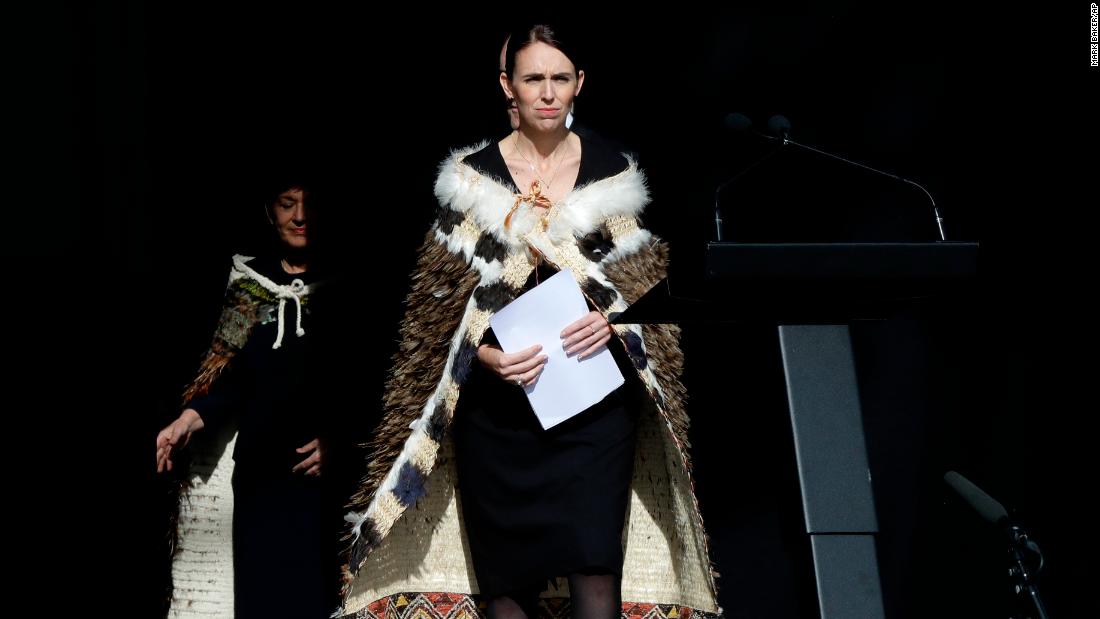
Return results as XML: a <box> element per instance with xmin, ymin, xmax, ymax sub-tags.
<box><xmin>15</xmin><ymin>3</ymin><xmax>1091</xmax><ymax>617</ymax></box>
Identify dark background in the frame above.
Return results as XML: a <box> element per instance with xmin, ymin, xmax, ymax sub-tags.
<box><xmin>11</xmin><ymin>2</ymin><xmax>1093</xmax><ymax>617</ymax></box>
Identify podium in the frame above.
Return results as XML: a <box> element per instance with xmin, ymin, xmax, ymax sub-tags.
<box><xmin>611</xmin><ymin>242</ymin><xmax>978</xmax><ymax>619</ymax></box>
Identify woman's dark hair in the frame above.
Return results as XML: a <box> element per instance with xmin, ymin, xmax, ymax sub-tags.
<box><xmin>259</xmin><ymin>163</ymin><xmax>316</xmax><ymax>211</ymax></box>
<box><xmin>502</xmin><ymin>24</ymin><xmax>582</xmax><ymax>79</ymax></box>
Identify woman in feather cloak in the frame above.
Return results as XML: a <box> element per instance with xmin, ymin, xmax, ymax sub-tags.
<box><xmin>338</xmin><ymin>24</ymin><xmax>722</xmax><ymax>619</ymax></box>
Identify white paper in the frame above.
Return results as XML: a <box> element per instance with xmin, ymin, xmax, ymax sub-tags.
<box><xmin>489</xmin><ymin>270</ymin><xmax>625</xmax><ymax>429</ymax></box>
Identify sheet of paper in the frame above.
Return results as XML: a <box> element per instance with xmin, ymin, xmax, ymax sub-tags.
<box><xmin>489</xmin><ymin>270</ymin><xmax>625</xmax><ymax>429</ymax></box>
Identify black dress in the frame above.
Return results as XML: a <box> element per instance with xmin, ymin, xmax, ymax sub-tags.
<box><xmin>452</xmin><ymin>137</ymin><xmax>644</xmax><ymax>597</ymax></box>
<box><xmin>187</xmin><ymin>256</ymin><xmax>342</xmax><ymax>618</ymax></box>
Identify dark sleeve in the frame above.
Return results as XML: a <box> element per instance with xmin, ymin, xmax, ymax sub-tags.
<box><xmin>184</xmin><ymin>354</ymin><xmax>246</xmax><ymax>434</ymax></box>
<box><xmin>479</xmin><ymin>327</ymin><xmax>500</xmax><ymax>347</ymax></box>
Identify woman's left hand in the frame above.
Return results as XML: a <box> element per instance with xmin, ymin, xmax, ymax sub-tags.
<box><xmin>292</xmin><ymin>438</ymin><xmax>325</xmax><ymax>477</ymax></box>
<box><xmin>561</xmin><ymin>310</ymin><xmax>611</xmax><ymax>359</ymax></box>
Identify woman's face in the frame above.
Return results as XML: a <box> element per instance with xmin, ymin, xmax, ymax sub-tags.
<box><xmin>502</xmin><ymin>41</ymin><xmax>584</xmax><ymax>133</ymax></box>
<box><xmin>271</xmin><ymin>187</ymin><xmax>308</xmax><ymax>250</ymax></box>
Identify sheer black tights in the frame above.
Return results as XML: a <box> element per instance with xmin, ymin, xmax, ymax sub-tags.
<box><xmin>486</xmin><ymin>569</ymin><xmax>620</xmax><ymax>619</ymax></box>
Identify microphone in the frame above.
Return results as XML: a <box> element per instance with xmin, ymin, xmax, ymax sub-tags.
<box><xmin>765</xmin><ymin>114</ymin><xmax>947</xmax><ymax>241</ymax></box>
<box><xmin>722</xmin><ymin>112</ymin><xmax>754</xmax><ymax>133</ymax></box>
<box><xmin>715</xmin><ymin>112</ymin><xmax>783</xmax><ymax>241</ymax></box>
<box><xmin>944</xmin><ymin>470</ymin><xmax>1009</xmax><ymax>526</ymax></box>
<box><xmin>943</xmin><ymin>470</ymin><xmax>1050</xmax><ymax>618</ymax></box>
<box><xmin>766</xmin><ymin>114</ymin><xmax>791</xmax><ymax>141</ymax></box>
<box><xmin>722</xmin><ymin>112</ymin><xmax>781</xmax><ymax>141</ymax></box>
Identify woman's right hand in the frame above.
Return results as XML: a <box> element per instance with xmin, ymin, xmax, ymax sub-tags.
<box><xmin>156</xmin><ymin>408</ymin><xmax>205</xmax><ymax>473</ymax></box>
<box><xmin>477</xmin><ymin>343</ymin><xmax>547</xmax><ymax>388</ymax></box>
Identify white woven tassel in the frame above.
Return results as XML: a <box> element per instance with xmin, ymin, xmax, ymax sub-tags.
<box><xmin>293</xmin><ymin>294</ymin><xmax>305</xmax><ymax>337</ymax></box>
<box><xmin>273</xmin><ymin>297</ymin><xmax>288</xmax><ymax>349</ymax></box>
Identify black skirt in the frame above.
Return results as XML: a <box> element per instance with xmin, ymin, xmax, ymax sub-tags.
<box><xmin>232</xmin><ymin>466</ymin><xmax>343</xmax><ymax>618</ymax></box>
<box><xmin>452</xmin><ymin>289</ymin><xmax>641</xmax><ymax>596</ymax></box>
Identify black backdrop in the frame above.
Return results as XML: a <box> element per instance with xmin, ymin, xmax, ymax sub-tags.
<box><xmin>10</xmin><ymin>3</ymin><xmax>1094</xmax><ymax>617</ymax></box>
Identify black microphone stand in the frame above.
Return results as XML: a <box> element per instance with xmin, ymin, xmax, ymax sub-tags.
<box><xmin>1005</xmin><ymin>522</ymin><xmax>1051</xmax><ymax>619</ymax></box>
<box><xmin>713</xmin><ymin>145</ymin><xmax>783</xmax><ymax>241</ymax></box>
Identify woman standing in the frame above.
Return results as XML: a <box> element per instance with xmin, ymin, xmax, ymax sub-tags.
<box><xmin>338</xmin><ymin>25</ymin><xmax>721</xmax><ymax>619</ymax></box>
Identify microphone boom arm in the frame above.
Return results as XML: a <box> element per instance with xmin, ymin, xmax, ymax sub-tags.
<box><xmin>782</xmin><ymin>136</ymin><xmax>948</xmax><ymax>241</ymax></box>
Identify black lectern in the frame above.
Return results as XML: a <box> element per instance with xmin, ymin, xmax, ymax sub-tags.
<box><xmin>612</xmin><ymin>241</ymin><xmax>979</xmax><ymax>619</ymax></box>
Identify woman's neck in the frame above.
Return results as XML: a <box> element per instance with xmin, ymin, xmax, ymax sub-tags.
<box><xmin>280</xmin><ymin>249</ymin><xmax>308</xmax><ymax>274</ymax></box>
<box><xmin>515</xmin><ymin>126</ymin><xmax>571</xmax><ymax>160</ymax></box>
